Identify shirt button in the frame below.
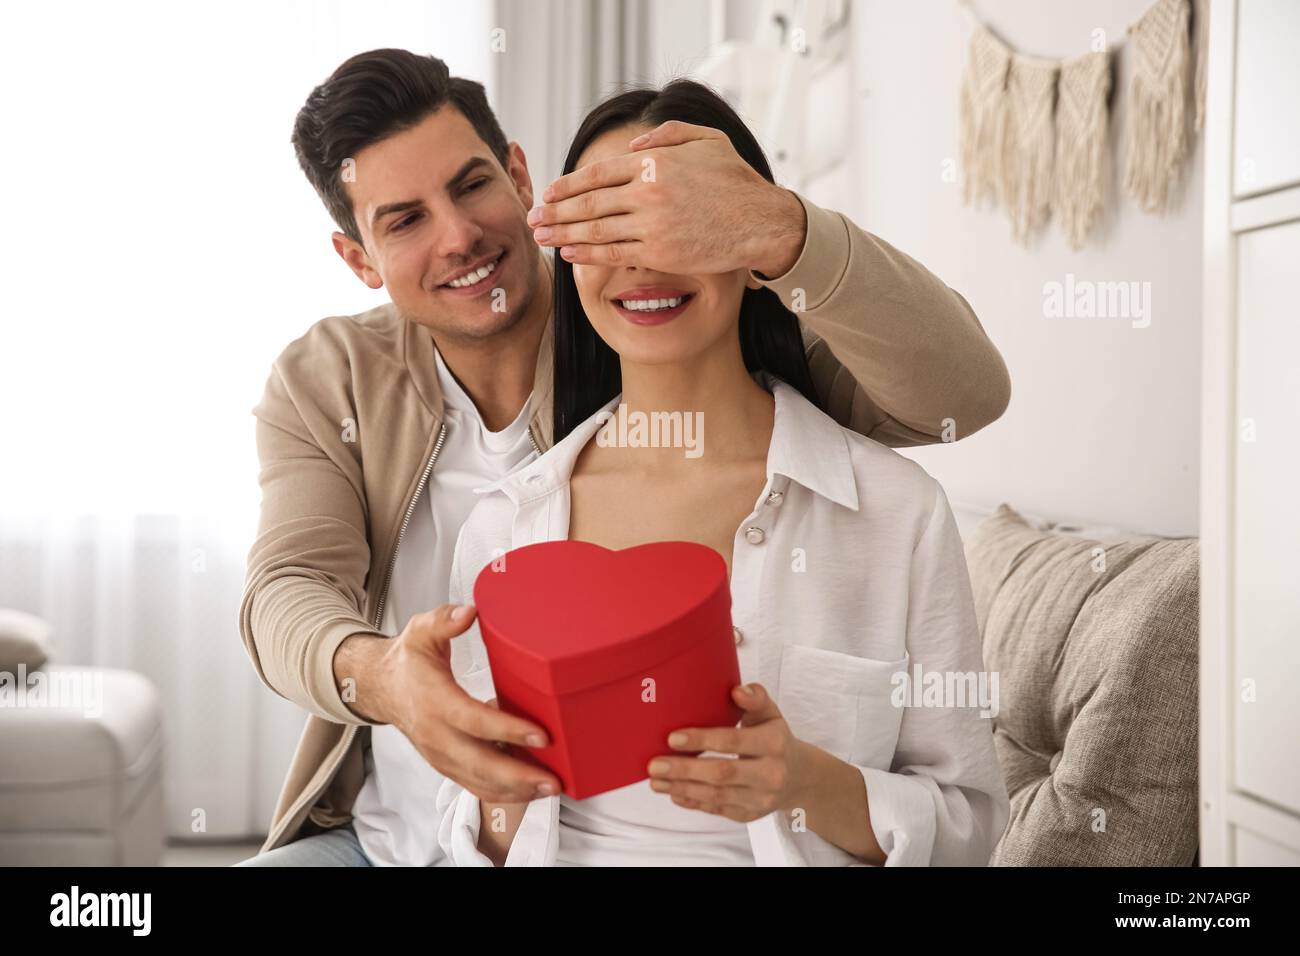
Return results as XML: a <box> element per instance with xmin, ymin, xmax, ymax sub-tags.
<box><xmin>766</xmin><ymin>490</ymin><xmax>784</xmax><ymax>506</ymax></box>
<box><xmin>526</xmin><ymin>474</ymin><xmax>543</xmax><ymax>484</ymax></box>
<box><xmin>744</xmin><ymin>526</ymin><xmax>766</xmax><ymax>545</ymax></box>
<box><xmin>733</xmin><ymin>626</ymin><xmax>744</xmax><ymax>646</ymax></box>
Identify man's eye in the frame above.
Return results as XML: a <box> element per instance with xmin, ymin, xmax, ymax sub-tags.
<box><xmin>463</xmin><ymin>178</ymin><xmax>488</xmax><ymax>194</ymax></box>
<box><xmin>392</xmin><ymin>213</ymin><xmax>420</xmax><ymax>232</ymax></box>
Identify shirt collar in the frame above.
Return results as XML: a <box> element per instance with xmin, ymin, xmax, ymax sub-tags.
<box><xmin>477</xmin><ymin>373</ymin><xmax>859</xmax><ymax>512</ymax></box>
<box><xmin>761</xmin><ymin>372</ymin><xmax>860</xmax><ymax>511</ymax></box>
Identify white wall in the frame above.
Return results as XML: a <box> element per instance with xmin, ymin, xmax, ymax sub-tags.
<box><xmin>837</xmin><ymin>0</ymin><xmax>1203</xmax><ymax>536</ymax></box>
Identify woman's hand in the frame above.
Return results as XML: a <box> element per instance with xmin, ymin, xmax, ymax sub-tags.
<box><xmin>646</xmin><ymin>683</ymin><xmax>817</xmax><ymax>822</ymax></box>
<box><xmin>477</xmin><ymin>795</ymin><xmax>526</xmax><ymax>866</ymax></box>
<box><xmin>475</xmin><ymin>699</ymin><xmax>532</xmax><ymax>866</ymax></box>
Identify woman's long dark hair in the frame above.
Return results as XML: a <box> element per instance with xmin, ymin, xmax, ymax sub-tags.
<box><xmin>551</xmin><ymin>78</ymin><xmax>824</xmax><ymax>443</ymax></box>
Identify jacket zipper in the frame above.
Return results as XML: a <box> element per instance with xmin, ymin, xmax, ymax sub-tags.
<box><xmin>275</xmin><ymin>424</ymin><xmax>447</xmax><ymax>850</ymax></box>
<box><xmin>371</xmin><ymin>422</ymin><xmax>447</xmax><ymax>629</ymax></box>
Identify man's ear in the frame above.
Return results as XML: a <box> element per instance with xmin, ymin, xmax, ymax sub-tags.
<box><xmin>332</xmin><ymin>231</ymin><xmax>384</xmax><ymax>290</ymax></box>
<box><xmin>504</xmin><ymin>141</ymin><xmax>535</xmax><ymax>210</ymax></box>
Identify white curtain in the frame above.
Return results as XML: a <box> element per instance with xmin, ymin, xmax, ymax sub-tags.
<box><xmin>492</xmin><ymin>0</ymin><xmax>652</xmax><ymax>199</ymax></box>
<box><xmin>0</xmin><ymin>0</ymin><xmax>493</xmax><ymax>839</ymax></box>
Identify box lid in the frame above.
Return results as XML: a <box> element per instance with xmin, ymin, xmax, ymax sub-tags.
<box><xmin>472</xmin><ymin>540</ymin><xmax>732</xmax><ymax>696</ymax></box>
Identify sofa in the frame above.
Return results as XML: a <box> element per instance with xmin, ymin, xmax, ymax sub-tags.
<box><xmin>0</xmin><ymin>609</ymin><xmax>165</xmax><ymax>866</ymax></box>
<box><xmin>955</xmin><ymin>504</ymin><xmax>1200</xmax><ymax>866</ymax></box>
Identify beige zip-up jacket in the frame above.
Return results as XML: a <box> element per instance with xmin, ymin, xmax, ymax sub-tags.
<box><xmin>239</xmin><ymin>194</ymin><xmax>1011</xmax><ymax>853</ymax></box>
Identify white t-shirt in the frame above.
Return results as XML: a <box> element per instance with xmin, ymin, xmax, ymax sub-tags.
<box><xmin>351</xmin><ymin>347</ymin><xmax>538</xmax><ymax>866</ymax></box>
<box><xmin>555</xmin><ymin>780</ymin><xmax>754</xmax><ymax>866</ymax></box>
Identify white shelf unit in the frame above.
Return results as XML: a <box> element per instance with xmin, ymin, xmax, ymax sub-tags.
<box><xmin>1200</xmin><ymin>0</ymin><xmax>1300</xmax><ymax>866</ymax></box>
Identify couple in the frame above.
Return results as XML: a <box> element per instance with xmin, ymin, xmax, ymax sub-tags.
<box><xmin>238</xmin><ymin>49</ymin><xmax>1010</xmax><ymax>867</ymax></box>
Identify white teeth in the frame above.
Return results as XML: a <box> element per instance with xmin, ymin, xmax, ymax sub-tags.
<box><xmin>619</xmin><ymin>295</ymin><xmax>685</xmax><ymax>311</ymax></box>
<box><xmin>446</xmin><ymin>256</ymin><xmax>499</xmax><ymax>288</ymax></box>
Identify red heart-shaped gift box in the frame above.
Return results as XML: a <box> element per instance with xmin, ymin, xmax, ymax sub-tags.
<box><xmin>472</xmin><ymin>540</ymin><xmax>742</xmax><ymax>799</ymax></box>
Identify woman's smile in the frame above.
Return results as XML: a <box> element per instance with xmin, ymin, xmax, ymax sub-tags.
<box><xmin>610</xmin><ymin>286</ymin><xmax>695</xmax><ymax>326</ymax></box>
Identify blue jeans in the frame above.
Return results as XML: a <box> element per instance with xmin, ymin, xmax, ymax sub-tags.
<box><xmin>234</xmin><ymin>823</ymin><xmax>372</xmax><ymax>867</ymax></box>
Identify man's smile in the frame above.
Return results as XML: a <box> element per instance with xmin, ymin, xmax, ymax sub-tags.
<box><xmin>438</xmin><ymin>250</ymin><xmax>507</xmax><ymax>295</ymax></box>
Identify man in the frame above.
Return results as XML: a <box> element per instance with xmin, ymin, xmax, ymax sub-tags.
<box><xmin>237</xmin><ymin>48</ymin><xmax>1010</xmax><ymax>865</ymax></box>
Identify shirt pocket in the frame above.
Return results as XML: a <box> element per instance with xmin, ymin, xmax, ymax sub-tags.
<box><xmin>775</xmin><ymin>643</ymin><xmax>909</xmax><ymax>771</ymax></box>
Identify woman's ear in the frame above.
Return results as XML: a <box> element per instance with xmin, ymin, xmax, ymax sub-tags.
<box><xmin>744</xmin><ymin>271</ymin><xmax>764</xmax><ymax>291</ymax></box>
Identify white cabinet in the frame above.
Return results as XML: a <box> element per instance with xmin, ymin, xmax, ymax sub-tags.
<box><xmin>1234</xmin><ymin>0</ymin><xmax>1300</xmax><ymax>195</ymax></box>
<box><xmin>1232</xmin><ymin>220</ymin><xmax>1300</xmax><ymax>817</ymax></box>
<box><xmin>1201</xmin><ymin>0</ymin><xmax>1300</xmax><ymax>866</ymax></box>
<box><xmin>1234</xmin><ymin>827</ymin><xmax>1300</xmax><ymax>867</ymax></box>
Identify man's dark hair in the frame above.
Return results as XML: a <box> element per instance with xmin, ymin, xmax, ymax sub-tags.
<box><xmin>291</xmin><ymin>48</ymin><xmax>510</xmax><ymax>244</ymax></box>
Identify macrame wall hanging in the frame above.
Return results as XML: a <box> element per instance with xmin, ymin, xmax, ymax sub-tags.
<box><xmin>958</xmin><ymin>0</ymin><xmax>1208</xmax><ymax>248</ymax></box>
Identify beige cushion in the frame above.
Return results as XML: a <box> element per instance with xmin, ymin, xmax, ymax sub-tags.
<box><xmin>0</xmin><ymin>608</ymin><xmax>50</xmax><ymax>671</ymax></box>
<box><xmin>966</xmin><ymin>505</ymin><xmax>1199</xmax><ymax>866</ymax></box>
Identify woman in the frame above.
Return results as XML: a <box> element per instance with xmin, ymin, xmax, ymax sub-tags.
<box><xmin>434</xmin><ymin>80</ymin><xmax>1008</xmax><ymax>866</ymax></box>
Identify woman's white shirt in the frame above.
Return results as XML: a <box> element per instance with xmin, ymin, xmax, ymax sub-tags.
<box><xmin>436</xmin><ymin>376</ymin><xmax>1009</xmax><ymax>866</ymax></box>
